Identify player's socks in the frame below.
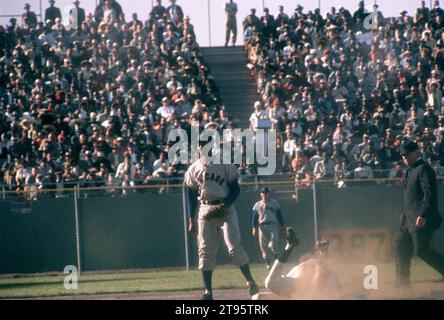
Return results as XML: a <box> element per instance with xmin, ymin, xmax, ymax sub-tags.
<box><xmin>239</xmin><ymin>264</ymin><xmax>255</xmax><ymax>283</ymax></box>
<box><xmin>239</xmin><ymin>264</ymin><xmax>259</xmax><ymax>296</ymax></box>
<box><xmin>202</xmin><ymin>271</ymin><xmax>213</xmax><ymax>295</ymax></box>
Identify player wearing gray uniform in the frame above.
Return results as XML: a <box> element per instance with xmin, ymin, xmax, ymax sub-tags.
<box><xmin>252</xmin><ymin>187</ymin><xmax>284</xmax><ymax>269</ymax></box>
<box><xmin>185</xmin><ymin>139</ymin><xmax>258</xmax><ymax>300</ymax></box>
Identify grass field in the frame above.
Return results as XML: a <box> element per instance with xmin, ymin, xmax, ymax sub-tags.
<box><xmin>0</xmin><ymin>260</ymin><xmax>443</xmax><ymax>299</ymax></box>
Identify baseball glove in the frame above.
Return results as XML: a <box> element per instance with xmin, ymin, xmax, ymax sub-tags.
<box><xmin>203</xmin><ymin>204</ymin><xmax>229</xmax><ymax>220</ymax></box>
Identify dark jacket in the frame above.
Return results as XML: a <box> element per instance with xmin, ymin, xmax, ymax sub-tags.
<box><xmin>403</xmin><ymin>158</ymin><xmax>442</xmax><ymax>232</ymax></box>
<box><xmin>45</xmin><ymin>6</ymin><xmax>62</xmax><ymax>23</ymax></box>
<box><xmin>70</xmin><ymin>6</ymin><xmax>86</xmax><ymax>29</ymax></box>
<box><xmin>167</xmin><ymin>4</ymin><xmax>184</xmax><ymax>22</ymax></box>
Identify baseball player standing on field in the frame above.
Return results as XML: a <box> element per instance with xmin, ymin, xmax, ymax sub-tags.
<box><xmin>252</xmin><ymin>187</ymin><xmax>285</xmax><ymax>269</ymax></box>
<box><xmin>184</xmin><ymin>124</ymin><xmax>259</xmax><ymax>300</ymax></box>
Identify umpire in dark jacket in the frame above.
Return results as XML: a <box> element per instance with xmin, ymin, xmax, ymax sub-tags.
<box><xmin>394</xmin><ymin>141</ymin><xmax>444</xmax><ymax>287</ymax></box>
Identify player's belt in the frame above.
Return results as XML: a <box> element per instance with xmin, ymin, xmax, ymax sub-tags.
<box><xmin>200</xmin><ymin>199</ymin><xmax>224</xmax><ymax>205</ymax></box>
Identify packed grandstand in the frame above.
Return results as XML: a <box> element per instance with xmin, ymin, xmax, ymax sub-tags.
<box><xmin>0</xmin><ymin>0</ymin><xmax>443</xmax><ymax>197</ymax></box>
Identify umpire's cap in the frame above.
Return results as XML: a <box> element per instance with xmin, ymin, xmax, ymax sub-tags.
<box><xmin>400</xmin><ymin>141</ymin><xmax>419</xmax><ymax>156</ymax></box>
<box><xmin>260</xmin><ymin>187</ymin><xmax>270</xmax><ymax>193</ymax></box>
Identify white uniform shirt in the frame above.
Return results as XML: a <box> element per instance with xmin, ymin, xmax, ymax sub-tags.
<box><xmin>286</xmin><ymin>258</ymin><xmax>341</xmax><ymax>299</ymax></box>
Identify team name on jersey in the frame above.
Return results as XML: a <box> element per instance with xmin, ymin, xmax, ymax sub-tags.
<box><xmin>205</xmin><ymin>172</ymin><xmax>225</xmax><ymax>185</ymax></box>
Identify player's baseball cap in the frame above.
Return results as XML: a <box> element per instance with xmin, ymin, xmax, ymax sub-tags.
<box><xmin>260</xmin><ymin>187</ymin><xmax>269</xmax><ymax>193</ymax></box>
<box><xmin>400</xmin><ymin>141</ymin><xmax>419</xmax><ymax>156</ymax></box>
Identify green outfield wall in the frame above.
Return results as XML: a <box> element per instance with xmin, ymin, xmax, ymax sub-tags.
<box><xmin>0</xmin><ymin>185</ymin><xmax>443</xmax><ymax>274</ymax></box>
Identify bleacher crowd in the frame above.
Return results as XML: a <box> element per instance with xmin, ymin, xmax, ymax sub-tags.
<box><xmin>244</xmin><ymin>1</ymin><xmax>444</xmax><ymax>187</ymax></box>
<box><xmin>0</xmin><ymin>0</ymin><xmax>229</xmax><ymax>197</ymax></box>
<box><xmin>1</xmin><ymin>0</ymin><xmax>444</xmax><ymax>198</ymax></box>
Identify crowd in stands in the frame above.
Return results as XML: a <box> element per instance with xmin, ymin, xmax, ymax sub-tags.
<box><xmin>244</xmin><ymin>1</ymin><xmax>444</xmax><ymax>187</ymax></box>
<box><xmin>0</xmin><ymin>0</ymin><xmax>228</xmax><ymax>197</ymax></box>
<box><xmin>1</xmin><ymin>0</ymin><xmax>444</xmax><ymax>199</ymax></box>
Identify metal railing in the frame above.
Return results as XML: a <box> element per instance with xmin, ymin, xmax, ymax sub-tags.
<box><xmin>1</xmin><ymin>172</ymin><xmax>443</xmax><ymax>201</ymax></box>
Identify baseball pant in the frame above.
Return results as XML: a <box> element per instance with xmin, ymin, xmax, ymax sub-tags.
<box><xmin>197</xmin><ymin>205</ymin><xmax>249</xmax><ymax>271</ymax></box>
<box><xmin>225</xmin><ymin>17</ymin><xmax>237</xmax><ymax>45</ymax></box>
<box><xmin>394</xmin><ymin>224</ymin><xmax>444</xmax><ymax>283</ymax></box>
<box><xmin>264</xmin><ymin>260</ymin><xmax>296</xmax><ymax>298</ymax></box>
<box><xmin>258</xmin><ymin>224</ymin><xmax>281</xmax><ymax>261</ymax></box>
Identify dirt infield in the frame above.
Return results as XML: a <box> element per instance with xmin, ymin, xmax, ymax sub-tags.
<box><xmin>37</xmin><ymin>281</ymin><xmax>444</xmax><ymax>300</ymax></box>
<box><xmin>36</xmin><ymin>288</ymin><xmax>249</xmax><ymax>300</ymax></box>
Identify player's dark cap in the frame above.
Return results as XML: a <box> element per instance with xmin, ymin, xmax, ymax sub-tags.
<box><xmin>400</xmin><ymin>141</ymin><xmax>419</xmax><ymax>156</ymax></box>
<box><xmin>260</xmin><ymin>187</ymin><xmax>270</xmax><ymax>193</ymax></box>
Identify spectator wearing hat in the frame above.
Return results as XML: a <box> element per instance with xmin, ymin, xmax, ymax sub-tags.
<box><xmin>22</xmin><ymin>3</ymin><xmax>38</xmax><ymax>30</ymax></box>
<box><xmin>426</xmin><ymin>75</ymin><xmax>442</xmax><ymax>110</ymax></box>
<box><xmin>94</xmin><ymin>0</ymin><xmax>123</xmax><ymax>24</ymax></box>
<box><xmin>70</xmin><ymin>0</ymin><xmax>86</xmax><ymax>30</ymax></box>
<box><xmin>251</xmin><ymin>187</ymin><xmax>285</xmax><ymax>269</ymax></box>
<box><xmin>291</xmin><ymin>148</ymin><xmax>309</xmax><ymax>174</ymax></box>
<box><xmin>261</xmin><ymin>7</ymin><xmax>275</xmax><ymax>29</ymax></box>
<box><xmin>249</xmin><ymin>101</ymin><xmax>269</xmax><ymax>132</ymax></box>
<box><xmin>243</xmin><ymin>8</ymin><xmax>261</xmax><ymax>31</ymax></box>
<box><xmin>415</xmin><ymin>1</ymin><xmax>430</xmax><ymax>26</ymax></box>
<box><xmin>100</xmin><ymin>0</ymin><xmax>117</xmax><ymax>26</ymax></box>
<box><xmin>282</xmin><ymin>131</ymin><xmax>297</xmax><ymax>171</ymax></box>
<box><xmin>275</xmin><ymin>6</ymin><xmax>290</xmax><ymax>27</ymax></box>
<box><xmin>430</xmin><ymin>1</ymin><xmax>444</xmax><ymax>21</ymax></box>
<box><xmin>151</xmin><ymin>0</ymin><xmax>168</xmax><ymax>20</ymax></box>
<box><xmin>156</xmin><ymin>97</ymin><xmax>175</xmax><ymax>120</ymax></box>
<box><xmin>394</xmin><ymin>140</ymin><xmax>444</xmax><ymax>287</ymax></box>
<box><xmin>45</xmin><ymin>0</ymin><xmax>62</xmax><ymax>25</ymax></box>
<box><xmin>352</xmin><ymin>1</ymin><xmax>367</xmax><ymax>29</ymax></box>
<box><xmin>167</xmin><ymin>0</ymin><xmax>184</xmax><ymax>25</ymax></box>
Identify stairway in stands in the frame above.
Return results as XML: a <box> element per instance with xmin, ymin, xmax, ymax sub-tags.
<box><xmin>201</xmin><ymin>46</ymin><xmax>259</xmax><ymax>128</ymax></box>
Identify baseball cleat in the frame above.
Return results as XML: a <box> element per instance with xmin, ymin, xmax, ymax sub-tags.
<box><xmin>201</xmin><ymin>292</ymin><xmax>213</xmax><ymax>300</ymax></box>
<box><xmin>286</xmin><ymin>227</ymin><xmax>300</xmax><ymax>247</ymax></box>
<box><xmin>247</xmin><ymin>281</ymin><xmax>259</xmax><ymax>297</ymax></box>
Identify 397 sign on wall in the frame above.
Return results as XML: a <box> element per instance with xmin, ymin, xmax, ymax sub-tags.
<box><xmin>320</xmin><ymin>229</ymin><xmax>392</xmax><ymax>263</ymax></box>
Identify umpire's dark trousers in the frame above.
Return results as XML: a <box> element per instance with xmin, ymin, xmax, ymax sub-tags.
<box><xmin>394</xmin><ymin>222</ymin><xmax>444</xmax><ymax>284</ymax></box>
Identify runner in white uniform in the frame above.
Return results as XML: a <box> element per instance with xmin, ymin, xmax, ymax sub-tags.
<box><xmin>259</xmin><ymin>228</ymin><xmax>342</xmax><ymax>300</ymax></box>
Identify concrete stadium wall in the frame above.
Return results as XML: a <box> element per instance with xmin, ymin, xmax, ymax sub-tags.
<box><xmin>0</xmin><ymin>185</ymin><xmax>443</xmax><ymax>274</ymax></box>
